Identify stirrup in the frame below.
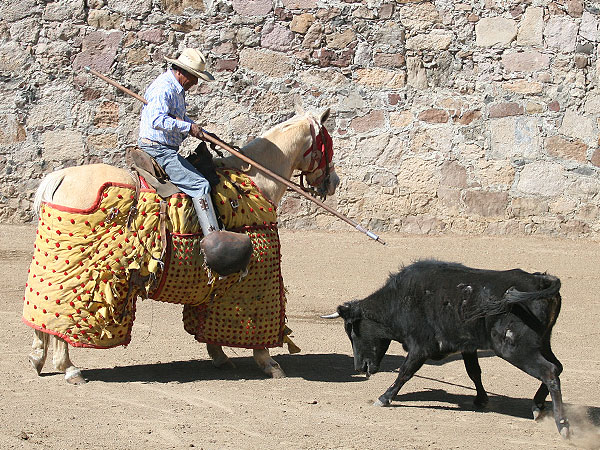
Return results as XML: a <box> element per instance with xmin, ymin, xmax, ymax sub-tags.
<box><xmin>201</xmin><ymin>231</ymin><xmax>253</xmax><ymax>276</ymax></box>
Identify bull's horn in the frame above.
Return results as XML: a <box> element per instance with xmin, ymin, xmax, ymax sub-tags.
<box><xmin>320</xmin><ymin>312</ymin><xmax>340</xmax><ymax>319</ymax></box>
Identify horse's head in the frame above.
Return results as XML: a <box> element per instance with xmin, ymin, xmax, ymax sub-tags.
<box><xmin>297</xmin><ymin>108</ymin><xmax>340</xmax><ymax>200</ymax></box>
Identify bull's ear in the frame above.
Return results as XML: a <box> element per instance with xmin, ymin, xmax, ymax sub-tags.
<box><xmin>338</xmin><ymin>301</ymin><xmax>360</xmax><ymax>320</ymax></box>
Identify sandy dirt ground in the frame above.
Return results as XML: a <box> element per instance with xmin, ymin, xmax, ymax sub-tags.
<box><xmin>1</xmin><ymin>223</ymin><xmax>600</xmax><ymax>450</ymax></box>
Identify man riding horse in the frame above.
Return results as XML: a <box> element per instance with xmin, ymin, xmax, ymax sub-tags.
<box><xmin>138</xmin><ymin>47</ymin><xmax>252</xmax><ymax>276</ymax></box>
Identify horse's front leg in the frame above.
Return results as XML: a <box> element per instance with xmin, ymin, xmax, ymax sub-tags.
<box><xmin>253</xmin><ymin>349</ymin><xmax>285</xmax><ymax>378</ymax></box>
<box><xmin>51</xmin><ymin>336</ymin><xmax>86</xmax><ymax>384</ymax></box>
<box><xmin>207</xmin><ymin>344</ymin><xmax>236</xmax><ymax>369</ymax></box>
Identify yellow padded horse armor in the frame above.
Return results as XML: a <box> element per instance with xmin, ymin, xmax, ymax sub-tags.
<box><xmin>23</xmin><ymin>169</ymin><xmax>287</xmax><ymax>350</ymax></box>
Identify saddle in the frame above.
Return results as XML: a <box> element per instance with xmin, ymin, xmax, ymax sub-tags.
<box><xmin>126</xmin><ymin>142</ymin><xmax>220</xmax><ymax>198</ymax></box>
<box><xmin>126</xmin><ymin>143</ymin><xmax>251</xmax><ymax>277</ymax></box>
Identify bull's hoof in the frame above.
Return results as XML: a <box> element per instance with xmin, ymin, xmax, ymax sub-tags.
<box><xmin>65</xmin><ymin>368</ymin><xmax>86</xmax><ymax>385</ymax></box>
<box><xmin>28</xmin><ymin>354</ymin><xmax>45</xmax><ymax>376</ymax></box>
<box><xmin>473</xmin><ymin>395</ymin><xmax>489</xmax><ymax>409</ymax></box>
<box><xmin>559</xmin><ymin>419</ymin><xmax>570</xmax><ymax>439</ymax></box>
<box><xmin>532</xmin><ymin>403</ymin><xmax>545</xmax><ymax>421</ymax></box>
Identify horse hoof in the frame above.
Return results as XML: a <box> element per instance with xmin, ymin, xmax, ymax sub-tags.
<box><xmin>373</xmin><ymin>399</ymin><xmax>388</xmax><ymax>407</ymax></box>
<box><xmin>65</xmin><ymin>369</ymin><xmax>86</xmax><ymax>385</ymax></box>
<box><xmin>560</xmin><ymin>426</ymin><xmax>570</xmax><ymax>439</ymax></box>
<box><xmin>267</xmin><ymin>363</ymin><xmax>286</xmax><ymax>379</ymax></box>
<box><xmin>213</xmin><ymin>359</ymin><xmax>236</xmax><ymax>370</ymax></box>
<box><xmin>28</xmin><ymin>354</ymin><xmax>44</xmax><ymax>375</ymax></box>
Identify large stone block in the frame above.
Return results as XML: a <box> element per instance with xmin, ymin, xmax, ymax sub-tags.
<box><xmin>489</xmin><ymin>116</ymin><xmax>541</xmax><ymax>160</ymax></box>
<box><xmin>396</xmin><ymin>157</ymin><xmax>439</xmax><ymax>194</ymax></box>
<box><xmin>0</xmin><ymin>115</ymin><xmax>26</xmax><ymax>146</ymax></box>
<box><xmin>239</xmin><ymin>48</ymin><xmax>293</xmax><ymax>77</ymax></box>
<box><xmin>0</xmin><ymin>41</ymin><xmax>32</xmax><ymax>72</ymax></box>
<box><xmin>299</xmin><ymin>68</ymin><xmax>350</xmax><ymax>90</ymax></box>
<box><xmin>326</xmin><ymin>29</ymin><xmax>356</xmax><ymax>50</ymax></box>
<box><xmin>580</xmin><ymin>11</ymin><xmax>599</xmax><ymax>42</ymax></box>
<box><xmin>232</xmin><ymin>0</ymin><xmax>272</xmax><ymax>16</ymax></box>
<box><xmin>517</xmin><ymin>7</ymin><xmax>543</xmax><ymax>46</ymax></box>
<box><xmin>516</xmin><ymin>161</ymin><xmax>567</xmax><ymax>196</ymax></box>
<box><xmin>282</xmin><ymin>0</ymin><xmax>317</xmax><ymax>9</ymax></box>
<box><xmin>545</xmin><ymin>136</ymin><xmax>587</xmax><ymax>162</ymax></box>
<box><xmin>355</xmin><ymin>68</ymin><xmax>406</xmax><ymax>89</ymax></box>
<box><xmin>464</xmin><ymin>190</ymin><xmax>509</xmax><ymax>217</ymax></box>
<box><xmin>406</xmin><ymin>30</ymin><xmax>453</xmax><ymax>51</ymax></box>
<box><xmin>501</xmin><ymin>51</ymin><xmax>550</xmax><ymax>72</ymax></box>
<box><xmin>88</xmin><ymin>10</ymin><xmax>121</xmax><ymax>30</ymax></box>
<box><xmin>1</xmin><ymin>0</ymin><xmax>39</xmax><ymax>22</ymax></box>
<box><xmin>397</xmin><ymin>1</ymin><xmax>441</xmax><ymax>32</ymax></box>
<box><xmin>475</xmin><ymin>17</ymin><xmax>517</xmax><ymax>47</ymax></box>
<box><xmin>544</xmin><ymin>16</ymin><xmax>579</xmax><ymax>52</ymax></box>
<box><xmin>43</xmin><ymin>0</ymin><xmax>85</xmax><ymax>21</ymax></box>
<box><xmin>261</xmin><ymin>22</ymin><xmax>294</xmax><ymax>51</ymax></box>
<box><xmin>94</xmin><ymin>102</ymin><xmax>120</xmax><ymax>128</ymax></box>
<box><xmin>42</xmin><ymin>130</ymin><xmax>85</xmax><ymax>161</ymax></box>
<box><xmin>290</xmin><ymin>13</ymin><xmax>314</xmax><ymax>34</ymax></box>
<box><xmin>72</xmin><ymin>30</ymin><xmax>123</xmax><ymax>73</ymax></box>
<box><xmin>160</xmin><ymin>0</ymin><xmax>205</xmax><ymax>15</ymax></box>
<box><xmin>559</xmin><ymin>109</ymin><xmax>597</xmax><ymax>147</ymax></box>
<box><xmin>350</xmin><ymin>110</ymin><xmax>385</xmax><ymax>133</ymax></box>
<box><xmin>108</xmin><ymin>0</ymin><xmax>153</xmax><ymax>16</ymax></box>
<box><xmin>9</xmin><ymin>18</ymin><xmax>40</xmax><ymax>43</ymax></box>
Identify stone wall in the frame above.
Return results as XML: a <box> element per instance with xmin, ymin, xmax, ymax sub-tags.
<box><xmin>1</xmin><ymin>0</ymin><xmax>599</xmax><ymax>237</ymax></box>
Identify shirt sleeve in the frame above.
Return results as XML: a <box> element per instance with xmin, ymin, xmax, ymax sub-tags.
<box><xmin>146</xmin><ymin>89</ymin><xmax>191</xmax><ymax>135</ymax></box>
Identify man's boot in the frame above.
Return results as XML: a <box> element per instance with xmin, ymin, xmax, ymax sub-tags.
<box><xmin>192</xmin><ymin>193</ymin><xmax>253</xmax><ymax>276</ymax></box>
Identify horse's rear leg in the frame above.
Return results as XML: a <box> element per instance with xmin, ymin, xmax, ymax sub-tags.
<box><xmin>207</xmin><ymin>344</ymin><xmax>236</xmax><ymax>369</ymax></box>
<box><xmin>253</xmin><ymin>349</ymin><xmax>285</xmax><ymax>378</ymax></box>
<box><xmin>29</xmin><ymin>329</ymin><xmax>49</xmax><ymax>375</ymax></box>
<box><xmin>52</xmin><ymin>336</ymin><xmax>86</xmax><ymax>384</ymax></box>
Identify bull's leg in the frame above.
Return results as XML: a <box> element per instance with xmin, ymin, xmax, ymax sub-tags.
<box><xmin>462</xmin><ymin>351</ymin><xmax>488</xmax><ymax>407</ymax></box>
<box><xmin>253</xmin><ymin>348</ymin><xmax>285</xmax><ymax>378</ymax></box>
<box><xmin>374</xmin><ymin>352</ymin><xmax>427</xmax><ymax>407</ymax></box>
<box><xmin>29</xmin><ymin>329</ymin><xmax>49</xmax><ymax>375</ymax></box>
<box><xmin>51</xmin><ymin>336</ymin><xmax>86</xmax><ymax>385</ymax></box>
<box><xmin>206</xmin><ymin>344</ymin><xmax>236</xmax><ymax>369</ymax></box>
<box><xmin>502</xmin><ymin>351</ymin><xmax>569</xmax><ymax>438</ymax></box>
<box><xmin>532</xmin><ymin>383</ymin><xmax>549</xmax><ymax>420</ymax></box>
<box><xmin>532</xmin><ymin>346</ymin><xmax>563</xmax><ymax>420</ymax></box>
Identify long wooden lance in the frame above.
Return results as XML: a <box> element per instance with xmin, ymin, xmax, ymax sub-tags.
<box><xmin>84</xmin><ymin>66</ymin><xmax>386</xmax><ymax>245</ymax></box>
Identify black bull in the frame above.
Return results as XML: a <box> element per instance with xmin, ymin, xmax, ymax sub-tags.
<box><xmin>329</xmin><ymin>260</ymin><xmax>569</xmax><ymax>438</ymax></box>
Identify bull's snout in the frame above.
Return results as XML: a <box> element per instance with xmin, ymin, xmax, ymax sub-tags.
<box><xmin>355</xmin><ymin>360</ymin><xmax>379</xmax><ymax>377</ymax></box>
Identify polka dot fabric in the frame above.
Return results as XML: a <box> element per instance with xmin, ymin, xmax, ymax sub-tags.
<box><xmin>22</xmin><ymin>183</ymin><xmax>163</xmax><ymax>348</ymax></box>
<box><xmin>23</xmin><ymin>169</ymin><xmax>288</xmax><ymax>350</ymax></box>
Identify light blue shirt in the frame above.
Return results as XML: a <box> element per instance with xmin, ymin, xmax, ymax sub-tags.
<box><xmin>139</xmin><ymin>70</ymin><xmax>193</xmax><ymax>147</ymax></box>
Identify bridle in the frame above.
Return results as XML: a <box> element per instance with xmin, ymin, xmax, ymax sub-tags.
<box><xmin>297</xmin><ymin>118</ymin><xmax>334</xmax><ymax>200</ymax></box>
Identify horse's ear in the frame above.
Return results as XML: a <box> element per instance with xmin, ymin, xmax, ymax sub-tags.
<box><xmin>319</xmin><ymin>108</ymin><xmax>330</xmax><ymax>124</ymax></box>
<box><xmin>294</xmin><ymin>101</ymin><xmax>306</xmax><ymax>116</ymax></box>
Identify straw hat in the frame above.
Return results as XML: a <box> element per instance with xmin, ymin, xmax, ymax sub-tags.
<box><xmin>165</xmin><ymin>48</ymin><xmax>214</xmax><ymax>81</ymax></box>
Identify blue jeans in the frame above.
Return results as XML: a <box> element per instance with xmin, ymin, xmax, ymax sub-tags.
<box><xmin>139</xmin><ymin>140</ymin><xmax>210</xmax><ymax>197</ymax></box>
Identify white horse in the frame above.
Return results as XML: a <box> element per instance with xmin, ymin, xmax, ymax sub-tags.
<box><xmin>28</xmin><ymin>107</ymin><xmax>339</xmax><ymax>383</ymax></box>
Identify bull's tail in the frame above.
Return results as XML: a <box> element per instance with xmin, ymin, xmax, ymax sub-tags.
<box><xmin>464</xmin><ymin>274</ymin><xmax>561</xmax><ymax>323</ymax></box>
<box><xmin>33</xmin><ymin>171</ymin><xmax>65</xmax><ymax>217</ymax></box>
<box><xmin>502</xmin><ymin>274</ymin><xmax>561</xmax><ymax>305</ymax></box>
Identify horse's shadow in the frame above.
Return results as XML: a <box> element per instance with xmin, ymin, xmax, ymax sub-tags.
<box><xmin>78</xmin><ymin>352</ymin><xmax>600</xmax><ymax>428</ymax></box>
